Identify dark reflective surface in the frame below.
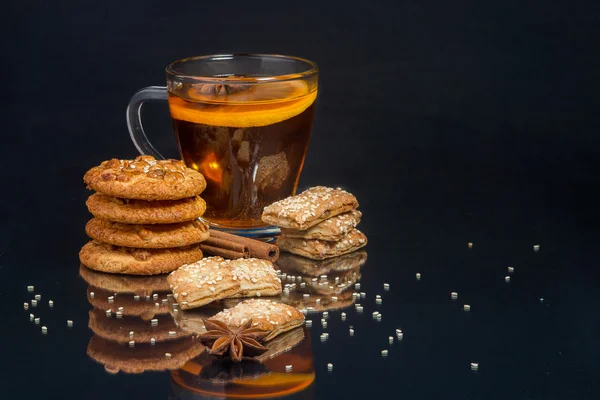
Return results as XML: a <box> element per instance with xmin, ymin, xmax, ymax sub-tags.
<box><xmin>3</xmin><ymin>0</ymin><xmax>600</xmax><ymax>398</ymax></box>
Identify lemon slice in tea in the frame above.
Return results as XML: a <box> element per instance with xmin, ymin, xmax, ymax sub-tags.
<box><xmin>169</xmin><ymin>80</ymin><xmax>317</xmax><ymax>128</ymax></box>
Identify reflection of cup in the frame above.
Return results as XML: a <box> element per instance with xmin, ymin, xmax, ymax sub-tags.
<box><xmin>126</xmin><ymin>54</ymin><xmax>318</xmax><ymax>236</ymax></box>
<box><xmin>171</xmin><ymin>327</ymin><xmax>314</xmax><ymax>399</ymax></box>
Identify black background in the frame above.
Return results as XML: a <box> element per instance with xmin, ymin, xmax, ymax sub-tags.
<box><xmin>2</xmin><ymin>1</ymin><xmax>600</xmax><ymax>399</ymax></box>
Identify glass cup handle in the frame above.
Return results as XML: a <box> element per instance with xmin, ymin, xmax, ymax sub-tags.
<box><xmin>126</xmin><ymin>86</ymin><xmax>169</xmax><ymax>159</ymax></box>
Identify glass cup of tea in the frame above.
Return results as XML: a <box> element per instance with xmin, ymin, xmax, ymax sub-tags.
<box><xmin>126</xmin><ymin>54</ymin><xmax>318</xmax><ymax>237</ymax></box>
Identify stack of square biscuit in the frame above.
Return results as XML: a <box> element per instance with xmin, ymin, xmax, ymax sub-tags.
<box><xmin>262</xmin><ymin>186</ymin><xmax>367</xmax><ymax>260</ymax></box>
<box><xmin>79</xmin><ymin>156</ymin><xmax>209</xmax><ymax>275</ymax></box>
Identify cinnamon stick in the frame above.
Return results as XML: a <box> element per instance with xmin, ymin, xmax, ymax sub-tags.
<box><xmin>208</xmin><ymin>229</ymin><xmax>280</xmax><ymax>262</ymax></box>
<box><xmin>201</xmin><ymin>236</ymin><xmax>249</xmax><ymax>256</ymax></box>
<box><xmin>199</xmin><ymin>244</ymin><xmax>247</xmax><ymax>260</ymax></box>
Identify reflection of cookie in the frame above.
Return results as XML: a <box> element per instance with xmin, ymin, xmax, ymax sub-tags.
<box><xmin>262</xmin><ymin>186</ymin><xmax>358</xmax><ymax>230</ymax></box>
<box><xmin>211</xmin><ymin>299</ymin><xmax>304</xmax><ymax>341</ymax></box>
<box><xmin>256</xmin><ymin>327</ymin><xmax>305</xmax><ymax>362</ymax></box>
<box><xmin>277</xmin><ymin>250</ymin><xmax>367</xmax><ymax>277</ymax></box>
<box><xmin>84</xmin><ymin>156</ymin><xmax>206</xmax><ymax>200</ymax></box>
<box><xmin>280</xmin><ymin>210</ymin><xmax>362</xmax><ymax>241</ymax></box>
<box><xmin>281</xmin><ymin>291</ymin><xmax>355</xmax><ymax>313</ymax></box>
<box><xmin>85</xmin><ymin>218</ymin><xmax>209</xmax><ymax>249</ymax></box>
<box><xmin>87</xmin><ymin>335</ymin><xmax>204</xmax><ymax>374</ymax></box>
<box><xmin>277</xmin><ymin>229</ymin><xmax>367</xmax><ymax>260</ymax></box>
<box><xmin>79</xmin><ymin>265</ymin><xmax>171</xmax><ymax>295</ymax></box>
<box><xmin>88</xmin><ymin>309</ymin><xmax>191</xmax><ymax>343</ymax></box>
<box><xmin>79</xmin><ymin>241</ymin><xmax>203</xmax><ymax>275</ymax></box>
<box><xmin>86</xmin><ymin>193</ymin><xmax>206</xmax><ymax>224</ymax></box>
<box><xmin>86</xmin><ymin>286</ymin><xmax>171</xmax><ymax>319</ymax></box>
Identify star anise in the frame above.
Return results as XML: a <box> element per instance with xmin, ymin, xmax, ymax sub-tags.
<box><xmin>198</xmin><ymin>319</ymin><xmax>269</xmax><ymax>363</ymax></box>
<box><xmin>191</xmin><ymin>83</ymin><xmax>249</xmax><ymax>96</ymax></box>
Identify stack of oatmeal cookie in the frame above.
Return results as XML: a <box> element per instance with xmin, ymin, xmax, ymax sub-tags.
<box><xmin>79</xmin><ymin>156</ymin><xmax>209</xmax><ymax>275</ymax></box>
<box><xmin>262</xmin><ymin>186</ymin><xmax>367</xmax><ymax>260</ymax></box>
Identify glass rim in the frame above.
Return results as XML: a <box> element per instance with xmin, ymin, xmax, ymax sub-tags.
<box><xmin>165</xmin><ymin>53</ymin><xmax>318</xmax><ymax>84</ymax></box>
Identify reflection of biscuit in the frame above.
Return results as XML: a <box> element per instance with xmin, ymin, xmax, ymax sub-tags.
<box><xmin>229</xmin><ymin>258</ymin><xmax>282</xmax><ymax>297</ymax></box>
<box><xmin>84</xmin><ymin>156</ymin><xmax>206</xmax><ymax>200</ymax></box>
<box><xmin>87</xmin><ymin>335</ymin><xmax>204</xmax><ymax>374</ymax></box>
<box><xmin>281</xmin><ymin>291</ymin><xmax>355</xmax><ymax>313</ymax></box>
<box><xmin>87</xmin><ymin>286</ymin><xmax>171</xmax><ymax>319</ymax></box>
<box><xmin>79</xmin><ymin>241</ymin><xmax>203</xmax><ymax>275</ymax></box>
<box><xmin>211</xmin><ymin>299</ymin><xmax>304</xmax><ymax>341</ymax></box>
<box><xmin>256</xmin><ymin>327</ymin><xmax>305</xmax><ymax>362</ymax></box>
<box><xmin>262</xmin><ymin>186</ymin><xmax>358</xmax><ymax>230</ymax></box>
<box><xmin>280</xmin><ymin>210</ymin><xmax>361</xmax><ymax>241</ymax></box>
<box><xmin>302</xmin><ymin>269</ymin><xmax>362</xmax><ymax>295</ymax></box>
<box><xmin>276</xmin><ymin>250</ymin><xmax>367</xmax><ymax>277</ymax></box>
<box><xmin>86</xmin><ymin>193</ymin><xmax>206</xmax><ymax>224</ymax></box>
<box><xmin>277</xmin><ymin>229</ymin><xmax>367</xmax><ymax>260</ymax></box>
<box><xmin>88</xmin><ymin>309</ymin><xmax>191</xmax><ymax>343</ymax></box>
<box><xmin>255</xmin><ymin>152</ymin><xmax>289</xmax><ymax>191</ymax></box>
<box><xmin>167</xmin><ymin>257</ymin><xmax>239</xmax><ymax>310</ymax></box>
<box><xmin>79</xmin><ymin>264</ymin><xmax>171</xmax><ymax>295</ymax></box>
<box><xmin>85</xmin><ymin>218</ymin><xmax>209</xmax><ymax>248</ymax></box>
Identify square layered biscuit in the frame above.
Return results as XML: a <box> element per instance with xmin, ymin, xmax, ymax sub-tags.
<box><xmin>279</xmin><ymin>210</ymin><xmax>362</xmax><ymax>241</ymax></box>
<box><xmin>167</xmin><ymin>257</ymin><xmax>238</xmax><ymax>310</ymax></box>
<box><xmin>229</xmin><ymin>258</ymin><xmax>282</xmax><ymax>298</ymax></box>
<box><xmin>277</xmin><ymin>229</ymin><xmax>367</xmax><ymax>260</ymax></box>
<box><xmin>210</xmin><ymin>299</ymin><xmax>305</xmax><ymax>341</ymax></box>
<box><xmin>262</xmin><ymin>186</ymin><xmax>358</xmax><ymax>230</ymax></box>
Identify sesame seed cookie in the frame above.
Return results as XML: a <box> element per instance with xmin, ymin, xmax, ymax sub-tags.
<box><xmin>279</xmin><ymin>210</ymin><xmax>362</xmax><ymax>241</ymax></box>
<box><xmin>277</xmin><ymin>229</ymin><xmax>367</xmax><ymax>260</ymax></box>
<box><xmin>167</xmin><ymin>257</ymin><xmax>239</xmax><ymax>309</ymax></box>
<box><xmin>79</xmin><ymin>241</ymin><xmax>203</xmax><ymax>275</ymax></box>
<box><xmin>84</xmin><ymin>156</ymin><xmax>206</xmax><ymax>200</ymax></box>
<box><xmin>86</xmin><ymin>193</ymin><xmax>206</xmax><ymax>224</ymax></box>
<box><xmin>262</xmin><ymin>186</ymin><xmax>358</xmax><ymax>230</ymax></box>
<box><xmin>210</xmin><ymin>299</ymin><xmax>304</xmax><ymax>341</ymax></box>
<box><xmin>85</xmin><ymin>218</ymin><xmax>209</xmax><ymax>249</ymax></box>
